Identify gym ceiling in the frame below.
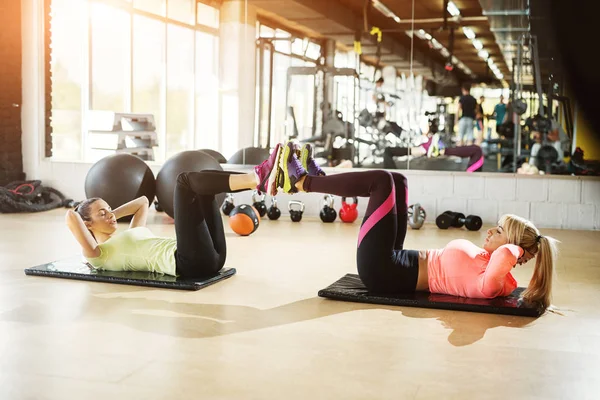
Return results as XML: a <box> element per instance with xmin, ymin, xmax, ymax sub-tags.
<box><xmin>241</xmin><ymin>0</ymin><xmax>558</xmax><ymax>89</ymax></box>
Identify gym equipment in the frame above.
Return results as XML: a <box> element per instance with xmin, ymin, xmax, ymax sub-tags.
<box><xmin>318</xmin><ymin>274</ymin><xmax>545</xmax><ymax>317</ymax></box>
<box><xmin>436</xmin><ymin>211</ymin><xmax>482</xmax><ymax>231</ymax></box>
<box><xmin>198</xmin><ymin>148</ymin><xmax>227</xmax><ymax>163</ymax></box>
<box><xmin>319</xmin><ymin>195</ymin><xmax>337</xmax><ymax>223</ymax></box>
<box><xmin>267</xmin><ymin>197</ymin><xmax>281</xmax><ymax>220</ymax></box>
<box><xmin>407</xmin><ymin>204</ymin><xmax>426</xmax><ymax>230</ymax></box>
<box><xmin>24</xmin><ymin>256</ymin><xmax>236</xmax><ymax>291</ymax></box>
<box><xmin>221</xmin><ymin>193</ymin><xmax>235</xmax><ymax>216</ymax></box>
<box><xmin>229</xmin><ymin>204</ymin><xmax>260</xmax><ymax>236</ymax></box>
<box><xmin>536</xmin><ymin>145</ymin><xmax>560</xmax><ymax>174</ymax></box>
<box><xmin>84</xmin><ymin>153</ymin><xmax>156</xmax><ymax>222</ymax></box>
<box><xmin>227</xmin><ymin>147</ymin><xmax>271</xmax><ymax>165</ymax></box>
<box><xmin>0</xmin><ymin>180</ymin><xmax>72</xmax><ymax>213</ymax></box>
<box><xmin>252</xmin><ymin>190</ymin><xmax>267</xmax><ymax>217</ymax></box>
<box><xmin>155</xmin><ymin>150</ymin><xmax>223</xmax><ymax>218</ymax></box>
<box><xmin>339</xmin><ymin>197</ymin><xmax>358</xmax><ymax>223</ymax></box>
<box><xmin>288</xmin><ymin>200</ymin><xmax>304</xmax><ymax>222</ymax></box>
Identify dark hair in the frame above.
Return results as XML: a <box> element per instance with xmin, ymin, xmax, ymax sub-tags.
<box><xmin>75</xmin><ymin>197</ymin><xmax>101</xmax><ymax>222</ymax></box>
<box><xmin>376</xmin><ymin>77</ymin><xmax>384</xmax><ymax>84</ymax></box>
<box><xmin>461</xmin><ymin>83</ymin><xmax>471</xmax><ymax>92</ymax></box>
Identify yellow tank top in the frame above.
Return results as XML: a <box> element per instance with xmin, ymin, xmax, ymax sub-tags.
<box><xmin>85</xmin><ymin>227</ymin><xmax>177</xmax><ymax>276</ymax></box>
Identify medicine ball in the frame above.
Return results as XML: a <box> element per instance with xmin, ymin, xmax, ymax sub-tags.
<box><xmin>229</xmin><ymin>204</ymin><xmax>260</xmax><ymax>236</ymax></box>
<box><xmin>84</xmin><ymin>153</ymin><xmax>156</xmax><ymax>222</ymax></box>
<box><xmin>155</xmin><ymin>150</ymin><xmax>223</xmax><ymax>218</ymax></box>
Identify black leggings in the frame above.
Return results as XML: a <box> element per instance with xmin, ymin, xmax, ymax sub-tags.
<box><xmin>173</xmin><ymin>170</ymin><xmax>245</xmax><ymax>279</ymax></box>
<box><xmin>304</xmin><ymin>170</ymin><xmax>420</xmax><ymax>294</ymax></box>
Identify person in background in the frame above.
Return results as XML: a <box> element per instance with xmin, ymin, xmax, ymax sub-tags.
<box><xmin>492</xmin><ymin>95</ymin><xmax>508</xmax><ymax>136</ymax></box>
<box><xmin>455</xmin><ymin>83</ymin><xmax>477</xmax><ymax>146</ymax></box>
<box><xmin>475</xmin><ymin>96</ymin><xmax>485</xmax><ymax>143</ymax></box>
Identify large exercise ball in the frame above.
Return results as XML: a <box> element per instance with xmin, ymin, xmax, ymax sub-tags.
<box><xmin>84</xmin><ymin>153</ymin><xmax>156</xmax><ymax>222</ymax></box>
<box><xmin>227</xmin><ymin>147</ymin><xmax>270</xmax><ymax>165</ymax></box>
<box><xmin>199</xmin><ymin>148</ymin><xmax>227</xmax><ymax>163</ymax></box>
<box><xmin>155</xmin><ymin>150</ymin><xmax>224</xmax><ymax>218</ymax></box>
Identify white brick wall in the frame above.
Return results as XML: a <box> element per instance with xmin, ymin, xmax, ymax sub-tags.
<box><xmin>548</xmin><ymin>179</ymin><xmax>581</xmax><ymax>203</ymax></box>
<box><xmin>582</xmin><ymin>180</ymin><xmax>600</xmax><ymax>204</ymax></box>
<box><xmin>454</xmin><ymin>176</ymin><xmax>484</xmax><ymax>199</ymax></box>
<box><xmin>530</xmin><ymin>202</ymin><xmax>563</xmax><ymax>229</ymax></box>
<box><xmin>497</xmin><ymin>201</ymin><xmax>530</xmax><ymax>220</ymax></box>
<box><xmin>563</xmin><ymin>204</ymin><xmax>596</xmax><ymax>230</ymax></box>
<box><xmin>466</xmin><ymin>199</ymin><xmax>499</xmax><ymax>223</ymax></box>
<box><xmin>596</xmin><ymin>206</ymin><xmax>600</xmax><ymax>230</ymax></box>
<box><xmin>484</xmin><ymin>176</ymin><xmax>516</xmax><ymax>200</ymax></box>
<box><xmin>516</xmin><ymin>178</ymin><xmax>548</xmax><ymax>202</ymax></box>
<box><xmin>422</xmin><ymin>175</ymin><xmax>454</xmax><ymax>197</ymax></box>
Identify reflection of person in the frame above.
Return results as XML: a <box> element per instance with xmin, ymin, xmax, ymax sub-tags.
<box><xmin>275</xmin><ymin>141</ymin><xmax>558</xmax><ymax>309</ymax></box>
<box><xmin>456</xmin><ymin>83</ymin><xmax>477</xmax><ymax>145</ymax></box>
<box><xmin>492</xmin><ymin>95</ymin><xmax>507</xmax><ymax>133</ymax></box>
<box><xmin>382</xmin><ymin>133</ymin><xmax>485</xmax><ymax>172</ymax></box>
<box><xmin>475</xmin><ymin>96</ymin><xmax>485</xmax><ymax>142</ymax></box>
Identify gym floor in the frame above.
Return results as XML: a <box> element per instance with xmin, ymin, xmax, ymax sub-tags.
<box><xmin>1</xmin><ymin>209</ymin><xmax>600</xmax><ymax>399</ymax></box>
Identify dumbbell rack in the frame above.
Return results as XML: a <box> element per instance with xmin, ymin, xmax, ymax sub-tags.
<box><xmin>88</xmin><ymin>113</ymin><xmax>158</xmax><ymax>161</ymax></box>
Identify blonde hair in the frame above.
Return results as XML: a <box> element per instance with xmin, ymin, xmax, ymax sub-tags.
<box><xmin>498</xmin><ymin>214</ymin><xmax>560</xmax><ymax>309</ymax></box>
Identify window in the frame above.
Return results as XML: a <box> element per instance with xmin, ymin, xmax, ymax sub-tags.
<box><xmin>166</xmin><ymin>24</ymin><xmax>195</xmax><ymax>159</ymax></box>
<box><xmin>90</xmin><ymin>3</ymin><xmax>130</xmax><ymax>112</ymax></box>
<box><xmin>49</xmin><ymin>0</ymin><xmax>220</xmax><ymax>162</ymax></box>
<box><xmin>49</xmin><ymin>0</ymin><xmax>86</xmax><ymax>161</ymax></box>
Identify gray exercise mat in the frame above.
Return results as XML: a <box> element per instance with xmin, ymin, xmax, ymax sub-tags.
<box><xmin>24</xmin><ymin>256</ymin><xmax>236</xmax><ymax>290</ymax></box>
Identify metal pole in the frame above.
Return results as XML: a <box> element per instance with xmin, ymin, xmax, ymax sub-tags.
<box><xmin>257</xmin><ymin>41</ymin><xmax>264</xmax><ymax>147</ymax></box>
<box><xmin>531</xmin><ymin>35</ymin><xmax>544</xmax><ymax>116</ymax></box>
<box><xmin>267</xmin><ymin>42</ymin><xmax>274</xmax><ymax>145</ymax></box>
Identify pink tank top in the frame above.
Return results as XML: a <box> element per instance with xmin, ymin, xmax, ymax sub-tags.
<box><xmin>426</xmin><ymin>239</ymin><xmax>522</xmax><ymax>299</ymax></box>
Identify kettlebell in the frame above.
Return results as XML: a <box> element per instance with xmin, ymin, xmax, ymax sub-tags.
<box><xmin>320</xmin><ymin>195</ymin><xmax>337</xmax><ymax>223</ymax></box>
<box><xmin>339</xmin><ymin>196</ymin><xmax>358</xmax><ymax>223</ymax></box>
<box><xmin>267</xmin><ymin>197</ymin><xmax>281</xmax><ymax>220</ymax></box>
<box><xmin>288</xmin><ymin>200</ymin><xmax>304</xmax><ymax>222</ymax></box>
<box><xmin>407</xmin><ymin>203</ymin><xmax>426</xmax><ymax>229</ymax></box>
<box><xmin>252</xmin><ymin>190</ymin><xmax>267</xmax><ymax>217</ymax></box>
<box><xmin>221</xmin><ymin>193</ymin><xmax>235</xmax><ymax>216</ymax></box>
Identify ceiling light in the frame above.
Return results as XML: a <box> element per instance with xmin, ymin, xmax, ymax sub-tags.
<box><xmin>447</xmin><ymin>1</ymin><xmax>460</xmax><ymax>17</ymax></box>
<box><xmin>431</xmin><ymin>38</ymin><xmax>442</xmax><ymax>49</ymax></box>
<box><xmin>440</xmin><ymin>48</ymin><xmax>450</xmax><ymax>57</ymax></box>
<box><xmin>478</xmin><ymin>50</ymin><xmax>489</xmax><ymax>59</ymax></box>
<box><xmin>472</xmin><ymin>39</ymin><xmax>483</xmax><ymax>50</ymax></box>
<box><xmin>372</xmin><ymin>0</ymin><xmax>401</xmax><ymax>23</ymax></box>
<box><xmin>425</xmin><ymin>33</ymin><xmax>432</xmax><ymax>40</ymax></box>
<box><xmin>487</xmin><ymin>58</ymin><xmax>494</xmax><ymax>66</ymax></box>
<box><xmin>462</xmin><ymin>27</ymin><xmax>476</xmax><ymax>40</ymax></box>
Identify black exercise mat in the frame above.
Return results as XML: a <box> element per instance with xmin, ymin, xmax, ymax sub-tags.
<box><xmin>24</xmin><ymin>256</ymin><xmax>236</xmax><ymax>291</ymax></box>
<box><xmin>318</xmin><ymin>274</ymin><xmax>545</xmax><ymax>317</ymax></box>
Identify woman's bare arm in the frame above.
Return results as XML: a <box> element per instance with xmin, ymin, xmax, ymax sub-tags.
<box><xmin>65</xmin><ymin>210</ymin><xmax>100</xmax><ymax>258</ymax></box>
<box><xmin>112</xmin><ymin>196</ymin><xmax>149</xmax><ymax>229</ymax></box>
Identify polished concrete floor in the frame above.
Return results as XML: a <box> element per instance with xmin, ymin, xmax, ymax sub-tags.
<box><xmin>1</xmin><ymin>208</ymin><xmax>599</xmax><ymax>399</ymax></box>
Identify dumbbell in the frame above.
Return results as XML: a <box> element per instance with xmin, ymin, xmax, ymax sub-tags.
<box><xmin>436</xmin><ymin>211</ymin><xmax>482</xmax><ymax>231</ymax></box>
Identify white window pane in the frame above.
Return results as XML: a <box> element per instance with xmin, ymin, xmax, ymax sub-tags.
<box><xmin>196</xmin><ymin>2</ymin><xmax>219</xmax><ymax>28</ymax></box>
<box><xmin>90</xmin><ymin>3</ymin><xmax>130</xmax><ymax>112</ymax></box>
<box><xmin>133</xmin><ymin>0</ymin><xmax>165</xmax><ymax>16</ymax></box>
<box><xmin>166</xmin><ymin>24</ymin><xmax>194</xmax><ymax>159</ymax></box>
<box><xmin>50</xmin><ymin>0</ymin><xmax>86</xmax><ymax>160</ymax></box>
<box><xmin>195</xmin><ymin>32</ymin><xmax>219</xmax><ymax>150</ymax></box>
<box><xmin>133</xmin><ymin>15</ymin><xmax>165</xmax><ymax>162</ymax></box>
<box><xmin>168</xmin><ymin>0</ymin><xmax>194</xmax><ymax>25</ymax></box>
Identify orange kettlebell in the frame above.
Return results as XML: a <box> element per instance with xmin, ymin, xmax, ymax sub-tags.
<box><xmin>339</xmin><ymin>196</ymin><xmax>358</xmax><ymax>223</ymax></box>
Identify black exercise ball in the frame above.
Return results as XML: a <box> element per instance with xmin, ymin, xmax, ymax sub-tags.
<box><xmin>155</xmin><ymin>150</ymin><xmax>223</xmax><ymax>218</ymax></box>
<box><xmin>84</xmin><ymin>153</ymin><xmax>156</xmax><ymax>222</ymax></box>
<box><xmin>199</xmin><ymin>149</ymin><xmax>227</xmax><ymax>163</ymax></box>
<box><xmin>227</xmin><ymin>147</ymin><xmax>271</xmax><ymax>165</ymax></box>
